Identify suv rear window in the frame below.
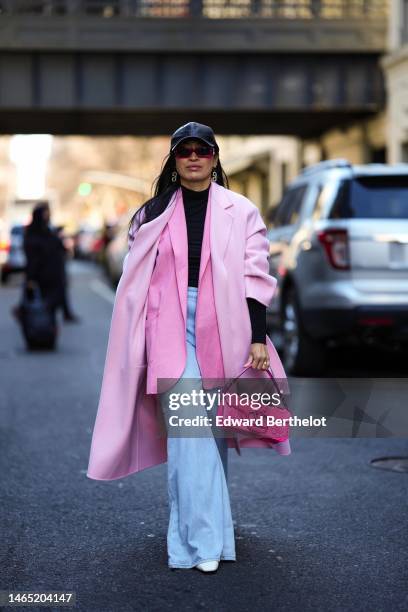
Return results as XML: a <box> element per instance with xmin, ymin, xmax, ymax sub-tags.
<box><xmin>329</xmin><ymin>176</ymin><xmax>408</xmax><ymax>219</ymax></box>
<box><xmin>273</xmin><ymin>185</ymin><xmax>307</xmax><ymax>227</ymax></box>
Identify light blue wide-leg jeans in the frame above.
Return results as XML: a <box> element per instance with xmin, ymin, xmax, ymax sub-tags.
<box><xmin>159</xmin><ymin>286</ymin><xmax>236</xmax><ymax>569</ymax></box>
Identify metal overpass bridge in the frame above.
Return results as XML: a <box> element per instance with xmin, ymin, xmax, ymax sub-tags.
<box><xmin>0</xmin><ymin>0</ymin><xmax>389</xmax><ymax>137</ymax></box>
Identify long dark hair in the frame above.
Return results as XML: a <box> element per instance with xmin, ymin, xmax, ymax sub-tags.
<box><xmin>128</xmin><ymin>147</ymin><xmax>229</xmax><ymax>237</ymax></box>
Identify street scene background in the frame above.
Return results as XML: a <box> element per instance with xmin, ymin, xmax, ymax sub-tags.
<box><xmin>1</xmin><ymin>1</ymin><xmax>408</xmax><ymax>611</ymax></box>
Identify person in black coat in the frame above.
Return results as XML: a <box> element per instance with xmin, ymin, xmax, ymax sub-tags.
<box><xmin>23</xmin><ymin>202</ymin><xmax>80</xmax><ymax>322</ymax></box>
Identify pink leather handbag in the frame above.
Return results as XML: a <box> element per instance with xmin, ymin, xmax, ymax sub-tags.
<box><xmin>216</xmin><ymin>365</ymin><xmax>292</xmax><ymax>443</ymax></box>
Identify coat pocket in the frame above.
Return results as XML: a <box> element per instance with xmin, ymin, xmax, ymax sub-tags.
<box><xmin>145</xmin><ymin>314</ymin><xmax>159</xmax><ymax>365</ymax></box>
<box><xmin>145</xmin><ymin>284</ymin><xmax>162</xmax><ymax>323</ymax></box>
<box><xmin>145</xmin><ymin>285</ymin><xmax>162</xmax><ymax>364</ymax></box>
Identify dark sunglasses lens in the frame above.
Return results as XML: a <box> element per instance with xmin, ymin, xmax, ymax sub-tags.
<box><xmin>175</xmin><ymin>144</ymin><xmax>213</xmax><ymax>158</ymax></box>
<box><xmin>197</xmin><ymin>146</ymin><xmax>213</xmax><ymax>157</ymax></box>
<box><xmin>175</xmin><ymin>146</ymin><xmax>191</xmax><ymax>158</ymax></box>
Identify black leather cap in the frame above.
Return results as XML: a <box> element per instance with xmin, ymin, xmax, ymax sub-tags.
<box><xmin>170</xmin><ymin>121</ymin><xmax>218</xmax><ymax>152</ymax></box>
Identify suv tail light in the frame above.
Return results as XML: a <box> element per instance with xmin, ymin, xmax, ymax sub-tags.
<box><xmin>317</xmin><ymin>229</ymin><xmax>350</xmax><ymax>270</ymax></box>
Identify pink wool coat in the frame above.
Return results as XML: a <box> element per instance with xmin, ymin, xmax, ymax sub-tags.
<box><xmin>87</xmin><ymin>181</ymin><xmax>291</xmax><ymax>481</ymax></box>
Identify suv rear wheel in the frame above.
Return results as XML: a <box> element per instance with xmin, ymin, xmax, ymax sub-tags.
<box><xmin>281</xmin><ymin>287</ymin><xmax>327</xmax><ymax>375</ymax></box>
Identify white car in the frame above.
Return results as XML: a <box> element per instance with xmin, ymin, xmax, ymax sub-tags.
<box><xmin>267</xmin><ymin>159</ymin><xmax>408</xmax><ymax>375</ymax></box>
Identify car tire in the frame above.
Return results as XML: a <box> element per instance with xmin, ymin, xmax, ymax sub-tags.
<box><xmin>281</xmin><ymin>287</ymin><xmax>327</xmax><ymax>376</ymax></box>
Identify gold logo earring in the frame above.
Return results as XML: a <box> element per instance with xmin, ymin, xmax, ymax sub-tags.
<box><xmin>211</xmin><ymin>169</ymin><xmax>218</xmax><ymax>182</ymax></box>
<box><xmin>171</xmin><ymin>171</ymin><xmax>178</xmax><ymax>183</ymax></box>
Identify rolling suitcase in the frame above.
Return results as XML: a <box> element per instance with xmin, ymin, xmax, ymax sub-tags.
<box><xmin>20</xmin><ymin>283</ymin><xmax>58</xmax><ymax>350</ymax></box>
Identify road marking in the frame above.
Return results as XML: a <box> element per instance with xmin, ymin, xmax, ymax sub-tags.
<box><xmin>90</xmin><ymin>279</ymin><xmax>116</xmax><ymax>304</ymax></box>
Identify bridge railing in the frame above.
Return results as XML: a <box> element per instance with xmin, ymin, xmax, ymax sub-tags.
<box><xmin>0</xmin><ymin>0</ymin><xmax>389</xmax><ymax>19</ymax></box>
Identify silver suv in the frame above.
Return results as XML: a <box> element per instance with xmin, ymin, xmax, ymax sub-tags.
<box><xmin>266</xmin><ymin>159</ymin><xmax>408</xmax><ymax>375</ymax></box>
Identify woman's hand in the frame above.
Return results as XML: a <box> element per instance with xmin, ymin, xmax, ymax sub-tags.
<box><xmin>244</xmin><ymin>343</ymin><xmax>270</xmax><ymax>370</ymax></box>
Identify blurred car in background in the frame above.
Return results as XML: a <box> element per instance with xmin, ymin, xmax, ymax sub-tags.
<box><xmin>0</xmin><ymin>223</ymin><xmax>27</xmax><ymax>284</ymax></box>
<box><xmin>267</xmin><ymin>159</ymin><xmax>408</xmax><ymax>375</ymax></box>
<box><xmin>73</xmin><ymin>223</ymin><xmax>117</xmax><ymax>266</ymax></box>
<box><xmin>73</xmin><ymin>226</ymin><xmax>100</xmax><ymax>260</ymax></box>
<box><xmin>90</xmin><ymin>223</ymin><xmax>116</xmax><ymax>267</ymax></box>
<box><xmin>104</xmin><ymin>216</ymin><xmax>129</xmax><ymax>287</ymax></box>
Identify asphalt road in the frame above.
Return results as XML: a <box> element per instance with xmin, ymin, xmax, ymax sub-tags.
<box><xmin>1</xmin><ymin>262</ymin><xmax>407</xmax><ymax>612</ymax></box>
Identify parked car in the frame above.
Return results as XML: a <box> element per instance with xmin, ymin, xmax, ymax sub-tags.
<box><xmin>105</xmin><ymin>217</ymin><xmax>128</xmax><ymax>287</ymax></box>
<box><xmin>89</xmin><ymin>223</ymin><xmax>116</xmax><ymax>267</ymax></box>
<box><xmin>73</xmin><ymin>226</ymin><xmax>100</xmax><ymax>260</ymax></box>
<box><xmin>0</xmin><ymin>224</ymin><xmax>27</xmax><ymax>284</ymax></box>
<box><xmin>266</xmin><ymin>159</ymin><xmax>408</xmax><ymax>375</ymax></box>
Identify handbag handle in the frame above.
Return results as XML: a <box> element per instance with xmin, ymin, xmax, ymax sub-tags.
<box><xmin>223</xmin><ymin>364</ymin><xmax>281</xmax><ymax>397</ymax></box>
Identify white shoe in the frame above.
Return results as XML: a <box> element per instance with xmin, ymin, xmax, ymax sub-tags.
<box><xmin>195</xmin><ymin>560</ymin><xmax>219</xmax><ymax>573</ymax></box>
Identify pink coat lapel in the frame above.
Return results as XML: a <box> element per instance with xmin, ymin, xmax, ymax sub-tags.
<box><xmin>147</xmin><ymin>183</ymin><xmax>226</xmax><ymax>394</ymax></box>
<box><xmin>167</xmin><ymin>180</ymin><xmax>233</xmax><ymax>331</ymax></box>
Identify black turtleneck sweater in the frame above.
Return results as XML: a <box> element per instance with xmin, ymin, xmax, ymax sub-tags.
<box><xmin>181</xmin><ymin>184</ymin><xmax>267</xmax><ymax>344</ymax></box>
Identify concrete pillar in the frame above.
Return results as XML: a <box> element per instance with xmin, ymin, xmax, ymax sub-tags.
<box><xmin>268</xmin><ymin>152</ymin><xmax>281</xmax><ymax>206</ymax></box>
<box><xmin>246</xmin><ymin>172</ymin><xmax>263</xmax><ymax>211</ymax></box>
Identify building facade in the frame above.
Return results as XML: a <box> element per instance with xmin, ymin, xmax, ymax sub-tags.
<box><xmin>382</xmin><ymin>0</ymin><xmax>408</xmax><ymax>162</ymax></box>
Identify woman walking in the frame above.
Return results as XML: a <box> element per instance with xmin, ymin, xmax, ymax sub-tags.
<box><xmin>87</xmin><ymin>122</ymin><xmax>291</xmax><ymax>573</ymax></box>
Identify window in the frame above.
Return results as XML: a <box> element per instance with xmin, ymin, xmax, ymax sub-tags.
<box><xmin>273</xmin><ymin>185</ymin><xmax>307</xmax><ymax>227</ymax></box>
<box><xmin>311</xmin><ymin>183</ymin><xmax>332</xmax><ymax>220</ymax></box>
<box><xmin>401</xmin><ymin>141</ymin><xmax>408</xmax><ymax>163</ymax></box>
<box><xmin>402</xmin><ymin>0</ymin><xmax>408</xmax><ymax>45</ymax></box>
<box><xmin>329</xmin><ymin>176</ymin><xmax>408</xmax><ymax>219</ymax></box>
